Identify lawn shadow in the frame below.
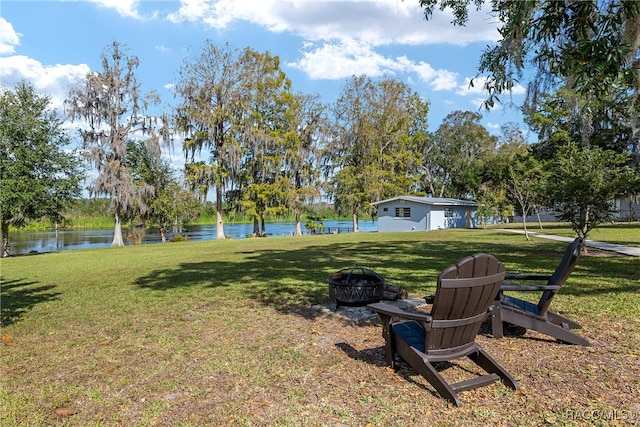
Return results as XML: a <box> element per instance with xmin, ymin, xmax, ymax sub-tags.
<box><xmin>1</xmin><ymin>277</ymin><xmax>61</xmax><ymax>327</ymax></box>
<box><xmin>133</xmin><ymin>261</ymin><xmax>236</xmax><ymax>290</ymax></box>
<box><xmin>335</xmin><ymin>342</ymin><xmax>387</xmax><ymax>366</ymax></box>
<box><xmin>131</xmin><ymin>236</ymin><xmax>638</xmax><ymax>323</ymax></box>
<box><xmin>335</xmin><ymin>341</ymin><xmax>450</xmax><ymax>400</ymax></box>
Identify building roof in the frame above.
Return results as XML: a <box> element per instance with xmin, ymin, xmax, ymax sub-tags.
<box><xmin>371</xmin><ymin>196</ymin><xmax>478</xmax><ymax>207</ymax></box>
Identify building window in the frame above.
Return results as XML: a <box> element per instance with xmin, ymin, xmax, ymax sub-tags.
<box><xmin>395</xmin><ymin>207</ymin><xmax>411</xmax><ymax>218</ymax></box>
<box><xmin>444</xmin><ymin>207</ymin><xmax>454</xmax><ymax>218</ymax></box>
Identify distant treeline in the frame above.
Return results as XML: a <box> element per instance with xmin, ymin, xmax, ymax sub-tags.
<box><xmin>18</xmin><ymin>199</ymin><xmax>348</xmax><ymax>231</ymax></box>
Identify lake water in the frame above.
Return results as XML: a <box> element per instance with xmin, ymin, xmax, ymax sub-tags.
<box><xmin>8</xmin><ymin>220</ymin><xmax>378</xmax><ymax>255</ymax></box>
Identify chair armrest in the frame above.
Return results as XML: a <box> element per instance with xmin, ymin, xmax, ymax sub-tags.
<box><xmin>501</xmin><ymin>283</ymin><xmax>561</xmax><ymax>292</ymax></box>
<box><xmin>505</xmin><ymin>274</ymin><xmax>551</xmax><ymax>281</ymax></box>
<box><xmin>368</xmin><ymin>302</ymin><xmax>432</xmax><ymax>323</ymax></box>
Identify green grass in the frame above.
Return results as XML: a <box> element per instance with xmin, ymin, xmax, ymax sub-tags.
<box><xmin>1</xmin><ymin>228</ymin><xmax>639</xmax><ymax>425</ymax></box>
<box><xmin>490</xmin><ymin>221</ymin><xmax>640</xmax><ymax>247</ymax></box>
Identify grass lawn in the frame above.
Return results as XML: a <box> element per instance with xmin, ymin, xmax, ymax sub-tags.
<box><xmin>1</xmin><ymin>228</ymin><xmax>639</xmax><ymax>426</ymax></box>
<box><xmin>490</xmin><ymin>222</ymin><xmax>640</xmax><ymax>247</ymax></box>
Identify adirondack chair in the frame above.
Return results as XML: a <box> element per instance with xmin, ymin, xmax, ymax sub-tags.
<box><xmin>368</xmin><ymin>253</ymin><xmax>519</xmax><ymax>407</ymax></box>
<box><xmin>491</xmin><ymin>237</ymin><xmax>589</xmax><ymax>346</ymax></box>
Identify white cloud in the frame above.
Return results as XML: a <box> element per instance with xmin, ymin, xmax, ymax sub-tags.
<box><xmin>0</xmin><ymin>18</ymin><xmax>21</xmax><ymax>55</ymax></box>
<box><xmin>510</xmin><ymin>84</ymin><xmax>527</xmax><ymax>95</ymax></box>
<box><xmin>0</xmin><ymin>55</ymin><xmax>89</xmax><ymax>111</ymax></box>
<box><xmin>394</xmin><ymin>56</ymin><xmax>459</xmax><ymax>91</ymax></box>
<box><xmin>289</xmin><ymin>39</ymin><xmax>397</xmax><ymax>80</ymax></box>
<box><xmin>83</xmin><ymin>0</ymin><xmax>146</xmax><ymax>19</ymax></box>
<box><xmin>290</xmin><ymin>41</ymin><xmax>461</xmax><ymax>95</ymax></box>
<box><xmin>168</xmin><ymin>0</ymin><xmax>498</xmax><ymax>46</ymax></box>
<box><xmin>167</xmin><ymin>1</ymin><xmax>500</xmax><ymax>93</ymax></box>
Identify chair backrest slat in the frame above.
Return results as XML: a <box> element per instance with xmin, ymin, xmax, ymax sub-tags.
<box><xmin>426</xmin><ymin>253</ymin><xmax>505</xmax><ymax>353</ymax></box>
<box><xmin>538</xmin><ymin>237</ymin><xmax>583</xmax><ymax>314</ymax></box>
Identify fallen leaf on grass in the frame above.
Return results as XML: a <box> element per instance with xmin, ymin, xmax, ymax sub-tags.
<box><xmin>98</xmin><ymin>338</ymin><xmax>113</xmax><ymax>346</ymax></box>
<box><xmin>2</xmin><ymin>334</ymin><xmax>14</xmax><ymax>346</ymax></box>
<box><xmin>54</xmin><ymin>408</ymin><xmax>78</xmax><ymax>417</ymax></box>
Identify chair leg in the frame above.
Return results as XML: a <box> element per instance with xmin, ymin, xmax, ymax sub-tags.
<box><xmin>377</xmin><ymin>313</ymin><xmax>397</xmax><ymax>368</ymax></box>
<box><xmin>491</xmin><ymin>304</ymin><xmax>505</xmax><ymax>338</ymax></box>
<box><xmin>403</xmin><ymin>347</ymin><xmax>462</xmax><ymax>407</ymax></box>
<box><xmin>468</xmin><ymin>346</ymin><xmax>520</xmax><ymax>391</ymax></box>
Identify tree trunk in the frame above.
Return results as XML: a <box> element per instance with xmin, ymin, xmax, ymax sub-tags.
<box><xmin>352</xmin><ymin>211</ymin><xmax>359</xmax><ymax>232</ymax></box>
<box><xmin>215</xmin><ymin>186</ymin><xmax>225</xmax><ymax>240</ymax></box>
<box><xmin>536</xmin><ymin>208</ymin><xmax>544</xmax><ymax>229</ymax></box>
<box><xmin>581</xmin><ymin>208</ymin><xmax>590</xmax><ymax>252</ymax></box>
<box><xmin>294</xmin><ymin>211</ymin><xmax>302</xmax><ymax>236</ymax></box>
<box><xmin>252</xmin><ymin>217</ymin><xmax>260</xmax><ymax>237</ymax></box>
<box><xmin>160</xmin><ymin>224</ymin><xmax>166</xmax><ymax>243</ymax></box>
<box><xmin>112</xmin><ymin>212</ymin><xmax>125</xmax><ymax>247</ymax></box>
<box><xmin>216</xmin><ymin>210</ymin><xmax>225</xmax><ymax>240</ymax></box>
<box><xmin>1</xmin><ymin>220</ymin><xmax>10</xmax><ymax>258</ymax></box>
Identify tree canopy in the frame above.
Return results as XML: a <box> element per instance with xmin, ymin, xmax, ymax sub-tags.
<box><xmin>66</xmin><ymin>42</ymin><xmax>169</xmax><ymax>247</ymax></box>
<box><xmin>549</xmin><ymin>143</ymin><xmax>636</xmax><ymax>239</ymax></box>
<box><xmin>324</xmin><ymin>75</ymin><xmax>429</xmax><ymax>231</ymax></box>
<box><xmin>0</xmin><ymin>81</ymin><xmax>82</xmax><ymax>257</ymax></box>
<box><xmin>418</xmin><ymin>0</ymin><xmax>640</xmax><ymax>239</ymax></box>
<box><xmin>417</xmin><ymin>0</ymin><xmax>640</xmax><ymax>106</ymax></box>
<box><xmin>175</xmin><ymin>41</ymin><xmax>245</xmax><ymax>240</ymax></box>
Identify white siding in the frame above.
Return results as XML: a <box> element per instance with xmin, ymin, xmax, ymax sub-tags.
<box><xmin>377</xmin><ymin>200</ymin><xmax>429</xmax><ymax>232</ymax></box>
<box><xmin>376</xmin><ymin>200</ymin><xmax>478</xmax><ymax>232</ymax></box>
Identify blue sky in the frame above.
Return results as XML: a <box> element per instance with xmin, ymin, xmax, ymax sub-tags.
<box><xmin>1</xmin><ymin>0</ymin><xmax>531</xmax><ymax>159</ymax></box>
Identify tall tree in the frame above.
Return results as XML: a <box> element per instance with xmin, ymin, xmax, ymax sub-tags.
<box><xmin>324</xmin><ymin>75</ymin><xmax>428</xmax><ymax>231</ymax></box>
<box><xmin>175</xmin><ymin>41</ymin><xmax>244</xmax><ymax>240</ymax></box>
<box><xmin>507</xmin><ymin>148</ymin><xmax>549</xmax><ymax>240</ymax></box>
<box><xmin>475</xmin><ymin>123</ymin><xmax>525</xmax><ymax>227</ymax></box>
<box><xmin>526</xmin><ymin>86</ymin><xmax>640</xmax><ymax>202</ymax></box>
<box><xmin>283</xmin><ymin>93</ymin><xmax>326</xmax><ymax>236</ymax></box>
<box><xmin>427</xmin><ymin>111</ymin><xmax>496</xmax><ymax>198</ymax></box>
<box><xmin>236</xmin><ymin>48</ymin><xmax>294</xmax><ymax>237</ymax></box>
<box><xmin>527</xmin><ymin>87</ymin><xmax>640</xmax><ymax>228</ymax></box>
<box><xmin>0</xmin><ymin>82</ymin><xmax>82</xmax><ymax>257</ymax></box>
<box><xmin>66</xmin><ymin>42</ymin><xmax>169</xmax><ymax>247</ymax></box>
<box><xmin>418</xmin><ymin>0</ymin><xmax>640</xmax><ymax>173</ymax></box>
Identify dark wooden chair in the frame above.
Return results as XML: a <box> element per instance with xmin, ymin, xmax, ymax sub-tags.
<box><xmin>368</xmin><ymin>253</ymin><xmax>519</xmax><ymax>407</ymax></box>
<box><xmin>491</xmin><ymin>237</ymin><xmax>589</xmax><ymax>346</ymax></box>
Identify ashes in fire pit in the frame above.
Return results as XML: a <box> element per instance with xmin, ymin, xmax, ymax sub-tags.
<box><xmin>327</xmin><ymin>267</ymin><xmax>385</xmax><ymax>310</ymax></box>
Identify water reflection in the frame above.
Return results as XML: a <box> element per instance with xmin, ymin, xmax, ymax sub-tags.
<box><xmin>9</xmin><ymin>220</ymin><xmax>378</xmax><ymax>255</ymax></box>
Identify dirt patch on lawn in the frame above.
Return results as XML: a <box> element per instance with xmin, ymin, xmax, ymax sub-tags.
<box><xmin>283</xmin><ymin>305</ymin><xmax>640</xmax><ymax>426</ymax></box>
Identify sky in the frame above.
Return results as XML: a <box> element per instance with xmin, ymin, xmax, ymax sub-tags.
<box><xmin>0</xmin><ymin>0</ymin><xmax>532</xmax><ymax>165</ymax></box>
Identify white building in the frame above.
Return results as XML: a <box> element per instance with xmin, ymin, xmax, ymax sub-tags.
<box><xmin>371</xmin><ymin>196</ymin><xmax>478</xmax><ymax>232</ymax></box>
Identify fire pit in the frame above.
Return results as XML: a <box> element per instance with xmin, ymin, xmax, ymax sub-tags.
<box><xmin>327</xmin><ymin>267</ymin><xmax>385</xmax><ymax>310</ymax></box>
